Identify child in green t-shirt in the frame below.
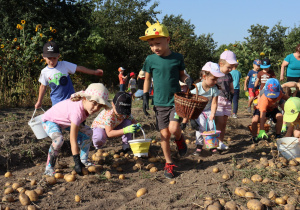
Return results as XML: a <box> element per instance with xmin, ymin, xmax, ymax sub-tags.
<box><xmin>139</xmin><ymin>21</ymin><xmax>192</xmax><ymax>179</ymax></box>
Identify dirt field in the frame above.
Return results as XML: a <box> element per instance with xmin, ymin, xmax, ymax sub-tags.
<box><xmin>1</xmin><ymin>98</ymin><xmax>300</xmax><ymax>209</ymax></box>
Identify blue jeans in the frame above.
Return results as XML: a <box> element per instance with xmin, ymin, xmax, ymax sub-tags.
<box><xmin>120</xmin><ymin>84</ymin><xmax>125</xmax><ymax>91</ymax></box>
<box><xmin>232</xmin><ymin>89</ymin><xmax>240</xmax><ymax>114</ymax></box>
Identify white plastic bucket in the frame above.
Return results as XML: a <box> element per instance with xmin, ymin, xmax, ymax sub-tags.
<box><xmin>277</xmin><ymin>137</ymin><xmax>300</xmax><ymax>160</ymax></box>
<box><xmin>28</xmin><ymin>108</ymin><xmax>48</xmax><ymax>139</ymax></box>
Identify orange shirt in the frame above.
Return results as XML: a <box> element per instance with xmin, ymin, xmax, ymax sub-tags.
<box><xmin>119</xmin><ymin>73</ymin><xmax>125</xmax><ymax>85</ymax></box>
<box><xmin>257</xmin><ymin>92</ymin><xmax>284</xmax><ymax>112</ymax></box>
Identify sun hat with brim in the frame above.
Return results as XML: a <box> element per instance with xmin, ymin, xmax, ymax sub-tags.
<box><xmin>71</xmin><ymin>83</ymin><xmax>111</xmax><ymax>108</ymax></box>
<box><xmin>220</xmin><ymin>50</ymin><xmax>238</xmax><ymax>64</ymax></box>
<box><xmin>283</xmin><ymin>97</ymin><xmax>300</xmax><ymax>122</ymax></box>
<box><xmin>139</xmin><ymin>21</ymin><xmax>169</xmax><ymax>41</ymax></box>
<box><xmin>138</xmin><ymin>70</ymin><xmax>145</xmax><ymax>78</ymax></box>
<box><xmin>260</xmin><ymin>58</ymin><xmax>271</xmax><ymax>69</ymax></box>
<box><xmin>202</xmin><ymin>62</ymin><xmax>225</xmax><ymax>77</ymax></box>
<box><xmin>264</xmin><ymin>78</ymin><xmax>280</xmax><ymax>98</ymax></box>
<box><xmin>118</xmin><ymin>67</ymin><xmax>125</xmax><ymax>72</ymax></box>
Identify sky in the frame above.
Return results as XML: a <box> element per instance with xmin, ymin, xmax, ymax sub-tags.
<box><xmin>149</xmin><ymin>0</ymin><xmax>300</xmax><ymax>47</ymax></box>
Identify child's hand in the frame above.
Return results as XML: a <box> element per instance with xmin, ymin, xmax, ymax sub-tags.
<box><xmin>94</xmin><ymin>69</ymin><xmax>103</xmax><ymax>76</ymax></box>
<box><xmin>257</xmin><ymin>130</ymin><xmax>268</xmax><ymax>139</ymax></box>
<box><xmin>123</xmin><ymin>124</ymin><xmax>138</xmax><ymax>134</ymax></box>
<box><xmin>73</xmin><ymin>154</ymin><xmax>85</xmax><ymax>176</ymax></box>
<box><xmin>135</xmin><ymin>123</ymin><xmax>142</xmax><ymax>132</ymax></box>
<box><xmin>209</xmin><ymin>115</ymin><xmax>214</xmax><ymax>121</ymax></box>
<box><xmin>35</xmin><ymin>101</ymin><xmax>42</xmax><ymax>109</ymax></box>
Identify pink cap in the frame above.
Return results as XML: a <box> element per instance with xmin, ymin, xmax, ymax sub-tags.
<box><xmin>202</xmin><ymin>62</ymin><xmax>225</xmax><ymax>77</ymax></box>
<box><xmin>220</xmin><ymin>50</ymin><xmax>238</xmax><ymax>64</ymax></box>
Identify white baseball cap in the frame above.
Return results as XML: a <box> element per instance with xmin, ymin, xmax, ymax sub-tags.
<box><xmin>202</xmin><ymin>62</ymin><xmax>225</xmax><ymax>77</ymax></box>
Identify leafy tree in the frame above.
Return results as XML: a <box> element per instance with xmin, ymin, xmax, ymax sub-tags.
<box><xmin>284</xmin><ymin>25</ymin><xmax>300</xmax><ymax>54</ymax></box>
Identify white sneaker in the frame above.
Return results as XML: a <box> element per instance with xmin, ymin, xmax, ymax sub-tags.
<box><xmin>217</xmin><ymin>141</ymin><xmax>229</xmax><ymax>150</ymax></box>
<box><xmin>44</xmin><ymin>167</ymin><xmax>55</xmax><ymax>176</ymax></box>
<box><xmin>232</xmin><ymin>114</ymin><xmax>237</xmax><ymax>118</ymax></box>
<box><xmin>81</xmin><ymin>160</ymin><xmax>94</xmax><ymax>167</ymax></box>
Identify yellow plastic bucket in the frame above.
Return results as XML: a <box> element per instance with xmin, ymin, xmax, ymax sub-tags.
<box><xmin>128</xmin><ymin>139</ymin><xmax>151</xmax><ymax>157</ymax></box>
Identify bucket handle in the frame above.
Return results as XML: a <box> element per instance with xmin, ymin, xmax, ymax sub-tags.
<box><xmin>133</xmin><ymin>126</ymin><xmax>146</xmax><ymax>141</ymax></box>
<box><xmin>30</xmin><ymin>108</ymin><xmax>46</xmax><ymax>122</ymax></box>
<box><xmin>205</xmin><ymin>118</ymin><xmax>217</xmax><ymax>134</ymax></box>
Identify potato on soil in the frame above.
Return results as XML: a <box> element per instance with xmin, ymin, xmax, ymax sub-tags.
<box><xmin>262</xmin><ymin>178</ymin><xmax>270</xmax><ymax>183</ymax></box>
<box><xmin>212</xmin><ymin>167</ymin><xmax>219</xmax><ymax>173</ymax></box>
<box><xmin>148</xmin><ymin>157</ymin><xmax>158</xmax><ymax>163</ymax></box>
<box><xmin>2</xmin><ymin>195</ymin><xmax>14</xmax><ymax>202</ymax></box>
<box><xmin>222</xmin><ymin>173</ymin><xmax>230</xmax><ymax>180</ymax></box>
<box><xmin>242</xmin><ymin>178</ymin><xmax>252</xmax><ymax>184</ymax></box>
<box><xmin>105</xmin><ymin>171</ymin><xmax>112</xmax><ymax>179</ymax></box>
<box><xmin>235</xmin><ymin>187</ymin><xmax>246</xmax><ymax>197</ymax></box>
<box><xmin>207</xmin><ymin>204</ymin><xmax>221</xmax><ymax>210</ymax></box>
<box><xmin>169</xmin><ymin>180</ymin><xmax>176</xmax><ymax>184</ymax></box>
<box><xmin>287</xmin><ymin>197</ymin><xmax>297</xmax><ymax>205</ymax></box>
<box><xmin>25</xmin><ymin>190</ymin><xmax>39</xmax><ymax>202</ymax></box>
<box><xmin>289</xmin><ymin>159</ymin><xmax>298</xmax><ymax>166</ymax></box>
<box><xmin>275</xmin><ymin>197</ymin><xmax>286</xmax><ymax>205</ymax></box>
<box><xmin>145</xmin><ymin>163</ymin><xmax>155</xmax><ymax>170</ymax></box>
<box><xmin>136</xmin><ymin>188</ymin><xmax>147</xmax><ymax>197</ymax></box>
<box><xmin>224</xmin><ymin>200</ymin><xmax>237</xmax><ymax>210</ymax></box>
<box><xmin>19</xmin><ymin>193</ymin><xmax>30</xmax><ymax>206</ymax></box>
<box><xmin>30</xmin><ymin>179</ymin><xmax>37</xmax><ymax>186</ymax></box>
<box><xmin>260</xmin><ymin>198</ymin><xmax>274</xmax><ymax>207</ymax></box>
<box><xmin>4</xmin><ymin>172</ymin><xmax>12</xmax><ymax>178</ymax></box>
<box><xmin>88</xmin><ymin>165</ymin><xmax>101</xmax><ymax>173</ymax></box>
<box><xmin>46</xmin><ymin>176</ymin><xmax>57</xmax><ymax>185</ymax></box>
<box><xmin>284</xmin><ymin>204</ymin><xmax>296</xmax><ymax>210</ymax></box>
<box><xmin>28</xmin><ymin>205</ymin><xmax>37</xmax><ymax>210</ymax></box>
<box><xmin>245</xmin><ymin>192</ymin><xmax>255</xmax><ymax>199</ymax></box>
<box><xmin>150</xmin><ymin>167</ymin><xmax>158</xmax><ymax>173</ymax></box>
<box><xmin>251</xmin><ymin>174</ymin><xmax>262</xmax><ymax>182</ymax></box>
<box><xmin>269</xmin><ymin>190</ymin><xmax>277</xmax><ymax>200</ymax></box>
<box><xmin>12</xmin><ymin>182</ymin><xmax>22</xmax><ymax>190</ymax></box>
<box><xmin>34</xmin><ymin>187</ymin><xmax>43</xmax><ymax>196</ymax></box>
<box><xmin>5</xmin><ymin>182</ymin><xmax>11</xmax><ymax>187</ymax></box>
<box><xmin>64</xmin><ymin>174</ymin><xmax>76</xmax><ymax>182</ymax></box>
<box><xmin>4</xmin><ymin>187</ymin><xmax>13</xmax><ymax>195</ymax></box>
<box><xmin>75</xmin><ymin>195</ymin><xmax>81</xmax><ymax>202</ymax></box>
<box><xmin>119</xmin><ymin>174</ymin><xmax>125</xmax><ymax>180</ymax></box>
<box><xmin>54</xmin><ymin>173</ymin><xmax>64</xmax><ymax>179</ymax></box>
<box><xmin>218</xmin><ymin>198</ymin><xmax>226</xmax><ymax>206</ymax></box>
<box><xmin>247</xmin><ymin>199</ymin><xmax>263</xmax><ymax>210</ymax></box>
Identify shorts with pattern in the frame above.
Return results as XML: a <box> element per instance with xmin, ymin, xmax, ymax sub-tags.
<box><xmin>215</xmin><ymin>96</ymin><xmax>232</xmax><ymax>117</ymax></box>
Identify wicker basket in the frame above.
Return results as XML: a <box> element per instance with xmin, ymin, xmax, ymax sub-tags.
<box><xmin>174</xmin><ymin>84</ymin><xmax>209</xmax><ymax>119</ymax></box>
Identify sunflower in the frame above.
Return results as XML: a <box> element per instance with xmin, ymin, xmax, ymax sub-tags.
<box><xmin>1</xmin><ymin>44</ymin><xmax>4</xmax><ymax>48</ymax></box>
<box><xmin>19</xmin><ymin>26</ymin><xmax>23</xmax><ymax>30</ymax></box>
<box><xmin>13</xmin><ymin>38</ymin><xmax>17</xmax><ymax>42</ymax></box>
<box><xmin>36</xmin><ymin>24</ymin><xmax>42</xmax><ymax>29</ymax></box>
<box><xmin>21</xmin><ymin>20</ymin><xmax>26</xmax><ymax>24</ymax></box>
<box><xmin>48</xmin><ymin>38</ymin><xmax>53</xmax><ymax>41</ymax></box>
<box><xmin>50</xmin><ymin>27</ymin><xmax>53</xmax><ymax>31</ymax></box>
<box><xmin>16</xmin><ymin>24</ymin><xmax>22</xmax><ymax>29</ymax></box>
<box><xmin>51</xmin><ymin>29</ymin><xmax>57</xmax><ymax>33</ymax></box>
<box><xmin>40</xmin><ymin>33</ymin><xmax>43</xmax><ymax>37</ymax></box>
<box><xmin>260</xmin><ymin>52</ymin><xmax>265</xmax><ymax>56</ymax></box>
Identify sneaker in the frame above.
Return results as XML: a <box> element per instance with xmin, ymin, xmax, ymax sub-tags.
<box><xmin>247</xmin><ymin>107</ymin><xmax>251</xmax><ymax>113</ymax></box>
<box><xmin>251</xmin><ymin>136</ymin><xmax>259</xmax><ymax>143</ymax></box>
<box><xmin>217</xmin><ymin>141</ymin><xmax>229</xmax><ymax>150</ymax></box>
<box><xmin>175</xmin><ymin>135</ymin><xmax>188</xmax><ymax>157</ymax></box>
<box><xmin>232</xmin><ymin>114</ymin><xmax>237</xmax><ymax>118</ymax></box>
<box><xmin>82</xmin><ymin>160</ymin><xmax>94</xmax><ymax>167</ymax></box>
<box><xmin>44</xmin><ymin>167</ymin><xmax>55</xmax><ymax>176</ymax></box>
<box><xmin>164</xmin><ymin>163</ymin><xmax>177</xmax><ymax>179</ymax></box>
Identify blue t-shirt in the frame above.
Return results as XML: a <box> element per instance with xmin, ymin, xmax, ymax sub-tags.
<box><xmin>284</xmin><ymin>53</ymin><xmax>300</xmax><ymax>77</ymax></box>
<box><xmin>191</xmin><ymin>82</ymin><xmax>219</xmax><ymax>111</ymax></box>
<box><xmin>230</xmin><ymin>69</ymin><xmax>241</xmax><ymax>89</ymax></box>
<box><xmin>247</xmin><ymin>70</ymin><xmax>259</xmax><ymax>89</ymax></box>
<box><xmin>39</xmin><ymin>61</ymin><xmax>77</xmax><ymax>106</ymax></box>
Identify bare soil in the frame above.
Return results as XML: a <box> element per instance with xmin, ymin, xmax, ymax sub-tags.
<box><xmin>0</xmin><ymin>99</ymin><xmax>299</xmax><ymax>209</ymax></box>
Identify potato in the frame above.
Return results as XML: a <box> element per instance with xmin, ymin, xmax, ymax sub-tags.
<box><xmin>169</xmin><ymin>180</ymin><xmax>176</xmax><ymax>184</ymax></box>
<box><xmin>2</xmin><ymin>195</ymin><xmax>14</xmax><ymax>202</ymax></box>
<box><xmin>113</xmin><ymin>154</ymin><xmax>120</xmax><ymax>159</ymax></box>
<box><xmin>148</xmin><ymin>157</ymin><xmax>158</xmax><ymax>163</ymax></box>
<box><xmin>34</xmin><ymin>187</ymin><xmax>43</xmax><ymax>196</ymax></box>
<box><xmin>255</xmin><ymin>164</ymin><xmax>265</xmax><ymax>169</ymax></box>
<box><xmin>64</xmin><ymin>174</ymin><xmax>76</xmax><ymax>182</ymax></box>
<box><xmin>75</xmin><ymin>195</ymin><xmax>81</xmax><ymax>202</ymax></box>
<box><xmin>212</xmin><ymin>167</ymin><xmax>219</xmax><ymax>173</ymax></box>
<box><xmin>136</xmin><ymin>188</ymin><xmax>147</xmax><ymax>198</ymax></box>
<box><xmin>28</xmin><ymin>172</ymin><xmax>34</xmax><ymax>176</ymax></box>
<box><xmin>294</xmin><ymin>189</ymin><xmax>300</xmax><ymax>195</ymax></box>
<box><xmin>275</xmin><ymin>197</ymin><xmax>286</xmax><ymax>205</ymax></box>
<box><xmin>30</xmin><ymin>179</ymin><xmax>37</xmax><ymax>186</ymax></box>
<box><xmin>149</xmin><ymin>167</ymin><xmax>158</xmax><ymax>173</ymax></box>
<box><xmin>19</xmin><ymin>193</ymin><xmax>30</xmax><ymax>206</ymax></box>
<box><xmin>105</xmin><ymin>171</ymin><xmax>112</xmax><ymax>179</ymax></box>
<box><xmin>235</xmin><ymin>187</ymin><xmax>246</xmax><ymax>197</ymax></box>
<box><xmin>145</xmin><ymin>163</ymin><xmax>155</xmax><ymax>170</ymax></box>
<box><xmin>282</xmin><ymin>195</ymin><xmax>289</xmax><ymax>201</ymax></box>
<box><xmin>224</xmin><ymin>200</ymin><xmax>237</xmax><ymax>210</ymax></box>
<box><xmin>242</xmin><ymin>178</ymin><xmax>252</xmax><ymax>184</ymax></box>
<box><xmin>102</xmin><ymin>152</ymin><xmax>109</xmax><ymax>157</ymax></box>
<box><xmin>46</xmin><ymin>176</ymin><xmax>57</xmax><ymax>185</ymax></box>
<box><xmin>25</xmin><ymin>190</ymin><xmax>39</xmax><ymax>202</ymax></box>
<box><xmin>119</xmin><ymin>174</ymin><xmax>125</xmax><ymax>180</ymax></box>
<box><xmin>287</xmin><ymin>197</ymin><xmax>297</xmax><ymax>205</ymax></box>
<box><xmin>290</xmin><ymin>159</ymin><xmax>299</xmax><ymax>166</ymax></box>
<box><xmin>268</xmin><ymin>190</ymin><xmax>277</xmax><ymax>200</ymax></box>
<box><xmin>245</xmin><ymin>192</ymin><xmax>255</xmax><ymax>199</ymax></box>
<box><xmin>251</xmin><ymin>174</ymin><xmax>262</xmax><ymax>183</ymax></box>
<box><xmin>290</xmin><ymin>166</ymin><xmax>298</xmax><ymax>172</ymax></box>
<box><xmin>4</xmin><ymin>187</ymin><xmax>13</xmax><ymax>195</ymax></box>
<box><xmin>5</xmin><ymin>182</ymin><xmax>11</xmax><ymax>187</ymax></box>
<box><xmin>54</xmin><ymin>173</ymin><xmax>64</xmax><ymax>179</ymax></box>
<box><xmin>284</xmin><ymin>204</ymin><xmax>296</xmax><ymax>210</ymax></box>
<box><xmin>262</xmin><ymin>178</ymin><xmax>270</xmax><ymax>183</ymax></box>
<box><xmin>12</xmin><ymin>182</ymin><xmax>21</xmax><ymax>190</ymax></box>
<box><xmin>4</xmin><ymin>172</ymin><xmax>12</xmax><ymax>178</ymax></box>
<box><xmin>261</xmin><ymin>152</ymin><xmax>267</xmax><ymax>156</ymax></box>
<box><xmin>219</xmin><ymin>198</ymin><xmax>226</xmax><ymax>206</ymax></box>
<box><xmin>295</xmin><ymin>157</ymin><xmax>300</xmax><ymax>163</ymax></box>
<box><xmin>247</xmin><ymin>199</ymin><xmax>263</xmax><ymax>210</ymax></box>
<box><xmin>207</xmin><ymin>204</ymin><xmax>220</xmax><ymax>210</ymax></box>
<box><xmin>17</xmin><ymin>187</ymin><xmax>26</xmax><ymax>194</ymax></box>
<box><xmin>204</xmin><ymin>200</ymin><xmax>214</xmax><ymax>208</ymax></box>
<box><xmin>28</xmin><ymin>205</ymin><xmax>37</xmax><ymax>210</ymax></box>
<box><xmin>247</xmin><ymin>158</ymin><xmax>254</xmax><ymax>163</ymax></box>
<box><xmin>222</xmin><ymin>173</ymin><xmax>230</xmax><ymax>180</ymax></box>
<box><xmin>260</xmin><ymin>198</ymin><xmax>274</xmax><ymax>207</ymax></box>
<box><xmin>236</xmin><ymin>164</ymin><xmax>243</xmax><ymax>169</ymax></box>
<box><xmin>260</xmin><ymin>157</ymin><xmax>268</xmax><ymax>162</ymax></box>
<box><xmin>88</xmin><ymin>166</ymin><xmax>98</xmax><ymax>173</ymax></box>
<box><xmin>205</xmin><ymin>196</ymin><xmax>213</xmax><ymax>201</ymax></box>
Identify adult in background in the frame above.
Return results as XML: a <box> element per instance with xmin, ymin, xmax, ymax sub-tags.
<box><xmin>280</xmin><ymin>44</ymin><xmax>300</xmax><ymax>82</ymax></box>
<box><xmin>134</xmin><ymin>70</ymin><xmax>146</xmax><ymax>99</ymax></box>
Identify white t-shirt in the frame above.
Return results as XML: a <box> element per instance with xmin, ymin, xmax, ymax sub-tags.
<box><xmin>39</xmin><ymin>61</ymin><xmax>77</xmax><ymax>105</ymax></box>
<box><xmin>129</xmin><ymin>78</ymin><xmax>137</xmax><ymax>89</ymax></box>
<box><xmin>191</xmin><ymin>82</ymin><xmax>219</xmax><ymax>111</ymax></box>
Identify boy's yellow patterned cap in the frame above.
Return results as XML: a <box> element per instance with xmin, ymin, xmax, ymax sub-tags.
<box><xmin>139</xmin><ymin>21</ymin><xmax>169</xmax><ymax>41</ymax></box>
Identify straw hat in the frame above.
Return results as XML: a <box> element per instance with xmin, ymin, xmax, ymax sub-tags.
<box><xmin>138</xmin><ymin>70</ymin><xmax>145</xmax><ymax>78</ymax></box>
<box><xmin>71</xmin><ymin>83</ymin><xmax>111</xmax><ymax>108</ymax></box>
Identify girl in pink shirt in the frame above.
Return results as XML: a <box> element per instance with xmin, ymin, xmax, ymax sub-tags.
<box><xmin>42</xmin><ymin>83</ymin><xmax>111</xmax><ymax>176</ymax></box>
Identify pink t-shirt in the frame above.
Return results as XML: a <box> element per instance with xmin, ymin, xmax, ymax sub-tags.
<box><xmin>42</xmin><ymin>99</ymin><xmax>88</xmax><ymax>129</ymax></box>
<box><xmin>91</xmin><ymin>109</ymin><xmax>133</xmax><ymax>129</ymax></box>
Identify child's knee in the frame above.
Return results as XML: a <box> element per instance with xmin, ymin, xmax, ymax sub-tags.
<box><xmin>92</xmin><ymin>128</ymin><xmax>107</xmax><ymax>149</ymax></box>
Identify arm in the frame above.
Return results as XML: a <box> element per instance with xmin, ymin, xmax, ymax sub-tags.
<box><xmin>280</xmin><ymin>60</ymin><xmax>289</xmax><ymax>81</ymax></box>
<box><xmin>260</xmin><ymin>111</ymin><xmax>267</xmax><ymax>131</ymax></box>
<box><xmin>179</xmin><ymin>70</ymin><xmax>188</xmax><ymax>83</ymax></box>
<box><xmin>35</xmin><ymin>84</ymin><xmax>47</xmax><ymax>109</ymax></box>
<box><xmin>76</xmin><ymin>66</ymin><xmax>103</xmax><ymax>76</ymax></box>
<box><xmin>105</xmin><ymin>125</ymin><xmax>125</xmax><ymax>138</ymax></box>
<box><xmin>244</xmin><ymin>76</ymin><xmax>249</xmax><ymax>91</ymax></box>
<box><xmin>285</xmin><ymin>124</ymin><xmax>294</xmax><ymax>137</ymax></box>
<box><xmin>254</xmin><ymin>78</ymin><xmax>259</xmax><ymax>89</ymax></box>
<box><xmin>209</xmin><ymin>96</ymin><xmax>218</xmax><ymax>121</ymax></box>
<box><xmin>281</xmin><ymin>82</ymin><xmax>297</xmax><ymax>89</ymax></box>
<box><xmin>230</xmin><ymin>82</ymin><xmax>234</xmax><ymax>94</ymax></box>
<box><xmin>70</xmin><ymin>122</ymin><xmax>80</xmax><ymax>155</ymax></box>
<box><xmin>143</xmin><ymin>72</ymin><xmax>151</xmax><ymax>93</ymax></box>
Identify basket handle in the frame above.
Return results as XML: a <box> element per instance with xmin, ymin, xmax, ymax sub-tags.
<box><xmin>187</xmin><ymin>84</ymin><xmax>198</xmax><ymax>100</ymax></box>
<box><xmin>205</xmin><ymin>118</ymin><xmax>217</xmax><ymax>134</ymax></box>
<box><xmin>30</xmin><ymin>107</ymin><xmax>45</xmax><ymax>122</ymax></box>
